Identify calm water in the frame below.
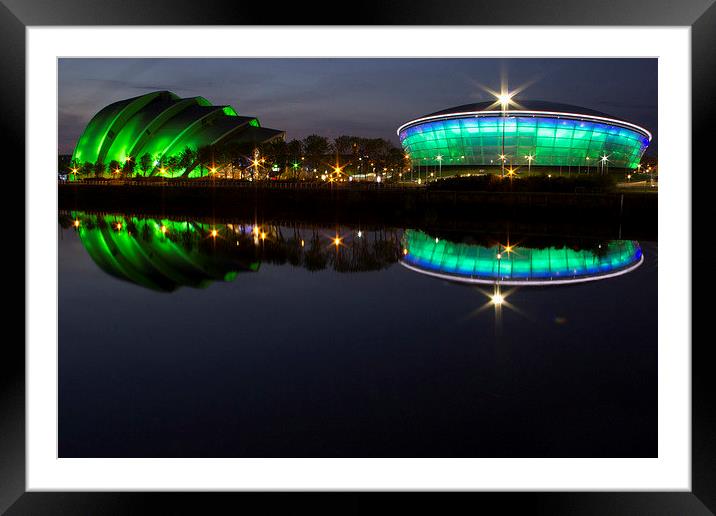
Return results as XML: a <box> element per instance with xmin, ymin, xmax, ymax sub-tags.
<box><xmin>58</xmin><ymin>211</ymin><xmax>657</xmax><ymax>457</ymax></box>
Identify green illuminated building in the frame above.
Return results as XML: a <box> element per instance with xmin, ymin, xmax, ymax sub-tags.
<box><xmin>71</xmin><ymin>90</ymin><xmax>284</xmax><ymax>178</ymax></box>
<box><xmin>398</xmin><ymin>100</ymin><xmax>651</xmax><ymax>171</ymax></box>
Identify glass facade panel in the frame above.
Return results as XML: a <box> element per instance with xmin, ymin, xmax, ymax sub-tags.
<box><xmin>400</xmin><ymin>113</ymin><xmax>649</xmax><ymax>168</ymax></box>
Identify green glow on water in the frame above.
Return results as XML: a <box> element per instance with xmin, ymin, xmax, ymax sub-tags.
<box><xmin>402</xmin><ymin>230</ymin><xmax>642</xmax><ymax>283</ymax></box>
<box><xmin>72</xmin><ymin>213</ymin><xmax>259</xmax><ymax>292</ymax></box>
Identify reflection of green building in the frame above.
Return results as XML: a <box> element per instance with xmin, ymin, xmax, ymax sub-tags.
<box><xmin>72</xmin><ymin>90</ymin><xmax>284</xmax><ymax>178</ymax></box>
<box><xmin>72</xmin><ymin>213</ymin><xmax>260</xmax><ymax>292</ymax></box>
<box><xmin>67</xmin><ymin>212</ymin><xmax>405</xmax><ymax>291</ymax></box>
<box><xmin>401</xmin><ymin>229</ymin><xmax>643</xmax><ymax>285</ymax></box>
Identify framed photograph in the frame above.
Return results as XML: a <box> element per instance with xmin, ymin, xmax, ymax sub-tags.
<box><xmin>6</xmin><ymin>0</ymin><xmax>713</xmax><ymax>513</ymax></box>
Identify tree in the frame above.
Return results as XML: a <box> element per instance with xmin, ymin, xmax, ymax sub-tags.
<box><xmin>178</xmin><ymin>147</ymin><xmax>197</xmax><ymax>177</ymax></box>
<box><xmin>333</xmin><ymin>135</ymin><xmax>353</xmax><ymax>156</ymax></box>
<box><xmin>262</xmin><ymin>139</ymin><xmax>288</xmax><ymax>176</ymax></box>
<box><xmin>81</xmin><ymin>161</ymin><xmax>94</xmax><ymax>177</ymax></box>
<box><xmin>139</xmin><ymin>153</ymin><xmax>152</xmax><ymax>176</ymax></box>
<box><xmin>302</xmin><ymin>135</ymin><xmax>331</xmax><ymax>171</ymax></box>
<box><xmin>108</xmin><ymin>160</ymin><xmax>121</xmax><ymax>177</ymax></box>
<box><xmin>93</xmin><ymin>161</ymin><xmax>106</xmax><ymax>178</ymax></box>
<box><xmin>122</xmin><ymin>158</ymin><xmax>135</xmax><ymax>178</ymax></box>
<box><xmin>286</xmin><ymin>139</ymin><xmax>303</xmax><ymax>179</ymax></box>
<box><xmin>166</xmin><ymin>156</ymin><xmax>179</xmax><ymax>176</ymax></box>
<box><xmin>197</xmin><ymin>145</ymin><xmax>213</xmax><ymax>177</ymax></box>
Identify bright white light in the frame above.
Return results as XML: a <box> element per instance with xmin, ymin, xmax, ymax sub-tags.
<box><xmin>491</xmin><ymin>293</ymin><xmax>504</xmax><ymax>305</ymax></box>
<box><xmin>497</xmin><ymin>92</ymin><xmax>512</xmax><ymax>108</ymax></box>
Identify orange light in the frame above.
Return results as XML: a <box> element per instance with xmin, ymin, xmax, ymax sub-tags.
<box><xmin>115</xmin><ymin>222</ymin><xmax>122</xmax><ymax>230</ymax></box>
<box><xmin>211</xmin><ymin>229</ymin><xmax>218</xmax><ymax>238</ymax></box>
<box><xmin>160</xmin><ymin>225</ymin><xmax>167</xmax><ymax>234</ymax></box>
<box><xmin>73</xmin><ymin>220</ymin><xmax>80</xmax><ymax>228</ymax></box>
<box><xmin>403</xmin><ymin>248</ymin><xmax>408</xmax><ymax>255</ymax></box>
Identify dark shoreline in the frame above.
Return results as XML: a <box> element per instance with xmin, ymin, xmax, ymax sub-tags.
<box><xmin>58</xmin><ymin>183</ymin><xmax>658</xmax><ymax>241</ymax></box>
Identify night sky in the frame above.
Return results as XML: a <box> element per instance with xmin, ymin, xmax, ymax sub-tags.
<box><xmin>58</xmin><ymin>58</ymin><xmax>657</xmax><ymax>155</ymax></box>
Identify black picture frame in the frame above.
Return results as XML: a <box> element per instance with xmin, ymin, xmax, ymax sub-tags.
<box><xmin>4</xmin><ymin>1</ymin><xmax>713</xmax><ymax>513</ymax></box>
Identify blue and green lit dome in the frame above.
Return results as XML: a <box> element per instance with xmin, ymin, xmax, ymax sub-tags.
<box><xmin>398</xmin><ymin>100</ymin><xmax>651</xmax><ymax>170</ymax></box>
<box><xmin>400</xmin><ymin>230</ymin><xmax>643</xmax><ymax>285</ymax></box>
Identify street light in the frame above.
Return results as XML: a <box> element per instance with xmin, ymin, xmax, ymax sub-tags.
<box><xmin>525</xmin><ymin>154</ymin><xmax>534</xmax><ymax>175</ymax></box>
<box><xmin>436</xmin><ymin>154</ymin><xmax>443</xmax><ymax>179</ymax></box>
<box><xmin>496</xmin><ymin>90</ymin><xmax>514</xmax><ymax>178</ymax></box>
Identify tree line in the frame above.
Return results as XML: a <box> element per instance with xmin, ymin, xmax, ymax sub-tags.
<box><xmin>65</xmin><ymin>134</ymin><xmax>408</xmax><ymax>180</ymax></box>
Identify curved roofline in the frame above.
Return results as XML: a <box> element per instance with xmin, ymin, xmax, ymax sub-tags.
<box><xmin>397</xmin><ymin>109</ymin><xmax>652</xmax><ymax>142</ymax></box>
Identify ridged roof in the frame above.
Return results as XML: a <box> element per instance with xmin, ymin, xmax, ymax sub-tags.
<box><xmin>72</xmin><ymin>90</ymin><xmax>284</xmax><ymax>177</ymax></box>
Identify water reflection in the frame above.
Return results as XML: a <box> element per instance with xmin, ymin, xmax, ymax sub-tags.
<box><xmin>58</xmin><ymin>210</ymin><xmax>657</xmax><ymax>457</ymax></box>
<box><xmin>401</xmin><ymin>229</ymin><xmax>643</xmax><ymax>286</ymax></box>
<box><xmin>60</xmin><ymin>211</ymin><xmax>644</xmax><ymax>292</ymax></box>
<box><xmin>59</xmin><ymin>211</ymin><xmax>402</xmax><ymax>291</ymax></box>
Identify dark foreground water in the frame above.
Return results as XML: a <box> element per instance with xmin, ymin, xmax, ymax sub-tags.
<box><xmin>58</xmin><ymin>211</ymin><xmax>657</xmax><ymax>457</ymax></box>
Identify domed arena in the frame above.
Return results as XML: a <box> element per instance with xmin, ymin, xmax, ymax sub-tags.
<box><xmin>398</xmin><ymin>100</ymin><xmax>651</xmax><ymax>173</ymax></box>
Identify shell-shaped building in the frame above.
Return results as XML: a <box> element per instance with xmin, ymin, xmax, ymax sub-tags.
<box><xmin>71</xmin><ymin>90</ymin><xmax>284</xmax><ymax>178</ymax></box>
<box><xmin>398</xmin><ymin>100</ymin><xmax>651</xmax><ymax>170</ymax></box>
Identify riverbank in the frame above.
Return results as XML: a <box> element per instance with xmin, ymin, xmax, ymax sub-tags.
<box><xmin>58</xmin><ymin>182</ymin><xmax>658</xmax><ymax>241</ymax></box>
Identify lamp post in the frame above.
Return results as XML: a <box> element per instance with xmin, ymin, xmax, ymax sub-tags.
<box><xmin>525</xmin><ymin>154</ymin><xmax>534</xmax><ymax>175</ymax></box>
<box><xmin>436</xmin><ymin>154</ymin><xmax>442</xmax><ymax>180</ymax></box>
<box><xmin>497</xmin><ymin>92</ymin><xmax>511</xmax><ymax>178</ymax></box>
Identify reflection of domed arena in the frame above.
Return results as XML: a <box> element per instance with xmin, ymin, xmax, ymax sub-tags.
<box><xmin>72</xmin><ymin>90</ymin><xmax>284</xmax><ymax>178</ymax></box>
<box><xmin>400</xmin><ymin>230</ymin><xmax>643</xmax><ymax>286</ymax></box>
<box><xmin>398</xmin><ymin>100</ymin><xmax>651</xmax><ymax>173</ymax></box>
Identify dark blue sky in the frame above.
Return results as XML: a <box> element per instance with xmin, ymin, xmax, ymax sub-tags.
<box><xmin>58</xmin><ymin>58</ymin><xmax>657</xmax><ymax>154</ymax></box>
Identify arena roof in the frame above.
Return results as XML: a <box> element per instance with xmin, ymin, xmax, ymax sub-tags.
<box><xmin>400</xmin><ymin>99</ymin><xmax>651</xmax><ymax>141</ymax></box>
<box><xmin>425</xmin><ymin>100</ymin><xmax>619</xmax><ymax>119</ymax></box>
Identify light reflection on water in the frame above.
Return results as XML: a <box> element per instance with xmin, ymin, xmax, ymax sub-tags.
<box><xmin>58</xmin><ymin>210</ymin><xmax>657</xmax><ymax>458</ymax></box>
<box><xmin>61</xmin><ymin>211</ymin><xmax>643</xmax><ymax>292</ymax></box>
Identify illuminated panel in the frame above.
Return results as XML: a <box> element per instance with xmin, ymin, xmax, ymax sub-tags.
<box><xmin>102</xmin><ymin>93</ymin><xmax>181</xmax><ymax>165</ymax></box>
<box><xmin>72</xmin><ymin>213</ymin><xmax>258</xmax><ymax>292</ymax></box>
<box><xmin>399</xmin><ymin>114</ymin><xmax>650</xmax><ymax>169</ymax></box>
<box><xmin>71</xmin><ymin>96</ymin><xmax>138</xmax><ymax>165</ymax></box>
<box><xmin>126</xmin><ymin>97</ymin><xmax>204</xmax><ymax>163</ymax></box>
<box><xmin>133</xmin><ymin>104</ymin><xmax>221</xmax><ymax>170</ymax></box>
<box><xmin>401</xmin><ymin>230</ymin><xmax>643</xmax><ymax>285</ymax></box>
